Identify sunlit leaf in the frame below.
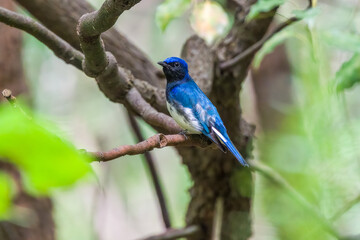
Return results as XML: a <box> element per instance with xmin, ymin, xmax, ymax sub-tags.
<box><xmin>190</xmin><ymin>1</ymin><xmax>230</xmax><ymax>45</ymax></box>
<box><xmin>335</xmin><ymin>54</ymin><xmax>360</xmax><ymax>92</ymax></box>
<box><xmin>322</xmin><ymin>30</ymin><xmax>360</xmax><ymax>53</ymax></box>
<box><xmin>253</xmin><ymin>27</ymin><xmax>294</xmax><ymax>68</ymax></box>
<box><xmin>155</xmin><ymin>0</ymin><xmax>191</xmax><ymax>31</ymax></box>
<box><xmin>0</xmin><ymin>104</ymin><xmax>92</xmax><ymax>194</ymax></box>
<box><xmin>0</xmin><ymin>173</ymin><xmax>14</xmax><ymax>219</ymax></box>
<box><xmin>247</xmin><ymin>0</ymin><xmax>285</xmax><ymax>21</ymax></box>
<box><xmin>292</xmin><ymin>7</ymin><xmax>320</xmax><ymax>20</ymax></box>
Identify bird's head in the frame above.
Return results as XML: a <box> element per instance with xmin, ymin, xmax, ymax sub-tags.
<box><xmin>158</xmin><ymin>57</ymin><xmax>189</xmax><ymax>82</ymax></box>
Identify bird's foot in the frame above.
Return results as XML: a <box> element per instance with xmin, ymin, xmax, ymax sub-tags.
<box><xmin>179</xmin><ymin>130</ymin><xmax>188</xmax><ymax>140</ymax></box>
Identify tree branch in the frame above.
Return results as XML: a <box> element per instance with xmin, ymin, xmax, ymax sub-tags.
<box><xmin>91</xmin><ymin>133</ymin><xmax>211</xmax><ymax>162</ymax></box>
<box><xmin>75</xmin><ymin>0</ymin><xmax>180</xmax><ymax>132</ymax></box>
<box><xmin>0</xmin><ymin>7</ymin><xmax>83</xmax><ymax>70</ymax></box>
<box><xmin>219</xmin><ymin>17</ymin><xmax>298</xmax><ymax>70</ymax></box>
<box><xmin>127</xmin><ymin>113</ymin><xmax>171</xmax><ymax>229</ymax></box>
<box><xmin>76</xmin><ymin>0</ymin><xmax>140</xmax><ymax>76</ymax></box>
<box><xmin>220</xmin><ymin>0</ymin><xmax>313</xmax><ymax>70</ymax></box>
<box><xmin>15</xmin><ymin>0</ymin><xmax>163</xmax><ymax>87</ymax></box>
<box><xmin>2</xmin><ymin>89</ymin><xmax>30</xmax><ymax>119</ymax></box>
<box><xmin>0</xmin><ymin>7</ymin><xmax>175</xmax><ymax>132</ymax></box>
<box><xmin>140</xmin><ymin>225</ymin><xmax>202</xmax><ymax>240</ymax></box>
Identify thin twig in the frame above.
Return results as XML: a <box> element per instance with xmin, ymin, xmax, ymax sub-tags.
<box><xmin>90</xmin><ymin>133</ymin><xmax>210</xmax><ymax>162</ymax></box>
<box><xmin>219</xmin><ymin>17</ymin><xmax>298</xmax><ymax>70</ymax></box>
<box><xmin>2</xmin><ymin>89</ymin><xmax>31</xmax><ymax>119</ymax></box>
<box><xmin>0</xmin><ymin>7</ymin><xmax>83</xmax><ymax>70</ymax></box>
<box><xmin>127</xmin><ymin>113</ymin><xmax>172</xmax><ymax>229</ymax></box>
<box><xmin>220</xmin><ymin>0</ymin><xmax>313</xmax><ymax>70</ymax></box>
<box><xmin>249</xmin><ymin>160</ymin><xmax>340</xmax><ymax>238</ymax></box>
<box><xmin>140</xmin><ymin>225</ymin><xmax>202</xmax><ymax>240</ymax></box>
<box><xmin>211</xmin><ymin>197</ymin><xmax>224</xmax><ymax>240</ymax></box>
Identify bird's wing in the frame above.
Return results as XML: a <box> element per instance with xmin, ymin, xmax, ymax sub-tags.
<box><xmin>190</xmin><ymin>82</ymin><xmax>248</xmax><ymax>166</ymax></box>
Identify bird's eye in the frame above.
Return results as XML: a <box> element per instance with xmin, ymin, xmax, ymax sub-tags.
<box><xmin>174</xmin><ymin>62</ymin><xmax>180</xmax><ymax>67</ymax></box>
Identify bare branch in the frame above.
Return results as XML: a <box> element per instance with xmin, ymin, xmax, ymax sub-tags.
<box><xmin>219</xmin><ymin>17</ymin><xmax>298</xmax><ymax>70</ymax></box>
<box><xmin>75</xmin><ymin>0</ymin><xmax>179</xmax><ymax>132</ymax></box>
<box><xmin>140</xmin><ymin>225</ymin><xmax>202</xmax><ymax>240</ymax></box>
<box><xmin>0</xmin><ymin>7</ymin><xmax>83</xmax><ymax>70</ymax></box>
<box><xmin>127</xmin><ymin>113</ymin><xmax>171</xmax><ymax>229</ymax></box>
<box><xmin>220</xmin><ymin>0</ymin><xmax>313</xmax><ymax>70</ymax></box>
<box><xmin>15</xmin><ymin>0</ymin><xmax>163</xmax><ymax>87</ymax></box>
<box><xmin>2</xmin><ymin>89</ymin><xmax>30</xmax><ymax>119</ymax></box>
<box><xmin>91</xmin><ymin>133</ymin><xmax>211</xmax><ymax>162</ymax></box>
<box><xmin>76</xmin><ymin>0</ymin><xmax>140</xmax><ymax>76</ymax></box>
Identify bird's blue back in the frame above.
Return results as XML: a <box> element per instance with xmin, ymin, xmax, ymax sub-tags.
<box><xmin>160</xmin><ymin>57</ymin><xmax>248</xmax><ymax>166</ymax></box>
<box><xmin>166</xmin><ymin>76</ymin><xmax>226</xmax><ymax>135</ymax></box>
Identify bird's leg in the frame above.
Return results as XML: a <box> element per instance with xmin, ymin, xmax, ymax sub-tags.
<box><xmin>179</xmin><ymin>130</ymin><xmax>188</xmax><ymax>139</ymax></box>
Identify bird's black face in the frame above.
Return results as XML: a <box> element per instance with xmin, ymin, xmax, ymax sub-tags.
<box><xmin>158</xmin><ymin>57</ymin><xmax>188</xmax><ymax>82</ymax></box>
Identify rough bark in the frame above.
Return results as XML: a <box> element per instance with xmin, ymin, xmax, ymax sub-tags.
<box><xmin>0</xmin><ymin>1</ymin><xmax>54</xmax><ymax>239</ymax></box>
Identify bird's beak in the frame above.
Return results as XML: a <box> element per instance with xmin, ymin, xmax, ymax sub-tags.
<box><xmin>157</xmin><ymin>61</ymin><xmax>168</xmax><ymax>68</ymax></box>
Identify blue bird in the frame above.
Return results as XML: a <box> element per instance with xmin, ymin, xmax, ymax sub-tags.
<box><xmin>158</xmin><ymin>57</ymin><xmax>248</xmax><ymax>167</ymax></box>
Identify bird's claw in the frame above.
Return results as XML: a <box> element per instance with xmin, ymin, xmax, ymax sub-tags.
<box><xmin>179</xmin><ymin>130</ymin><xmax>188</xmax><ymax>140</ymax></box>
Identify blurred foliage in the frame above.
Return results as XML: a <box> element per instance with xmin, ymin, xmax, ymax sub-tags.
<box><xmin>255</xmin><ymin>2</ymin><xmax>360</xmax><ymax>238</ymax></box>
<box><xmin>253</xmin><ymin>7</ymin><xmax>319</xmax><ymax>69</ymax></box>
<box><xmin>247</xmin><ymin>0</ymin><xmax>285</xmax><ymax>21</ymax></box>
<box><xmin>0</xmin><ymin>173</ymin><xmax>14</xmax><ymax>219</ymax></box>
<box><xmin>156</xmin><ymin>0</ymin><xmax>230</xmax><ymax>45</ymax></box>
<box><xmin>0</xmin><ymin>103</ymin><xmax>92</xmax><ymax>219</ymax></box>
<box><xmin>155</xmin><ymin>0</ymin><xmax>191</xmax><ymax>31</ymax></box>
<box><xmin>335</xmin><ymin>54</ymin><xmax>360</xmax><ymax>92</ymax></box>
<box><xmin>190</xmin><ymin>1</ymin><xmax>230</xmax><ymax>44</ymax></box>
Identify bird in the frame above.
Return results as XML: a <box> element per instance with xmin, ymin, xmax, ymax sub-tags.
<box><xmin>158</xmin><ymin>57</ymin><xmax>248</xmax><ymax>167</ymax></box>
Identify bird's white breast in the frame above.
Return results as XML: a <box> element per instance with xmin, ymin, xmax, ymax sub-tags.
<box><xmin>166</xmin><ymin>101</ymin><xmax>202</xmax><ymax>134</ymax></box>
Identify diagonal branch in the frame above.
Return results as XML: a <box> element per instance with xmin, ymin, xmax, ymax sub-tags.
<box><xmin>220</xmin><ymin>0</ymin><xmax>313</xmax><ymax>70</ymax></box>
<box><xmin>91</xmin><ymin>133</ymin><xmax>211</xmax><ymax>162</ymax></box>
<box><xmin>0</xmin><ymin>7</ymin><xmax>83</xmax><ymax>70</ymax></box>
<box><xmin>75</xmin><ymin>0</ymin><xmax>179</xmax><ymax>132</ymax></box>
<box><xmin>219</xmin><ymin>17</ymin><xmax>298</xmax><ymax>70</ymax></box>
<box><xmin>76</xmin><ymin>0</ymin><xmax>140</xmax><ymax>77</ymax></box>
<box><xmin>0</xmin><ymin>4</ymin><xmax>176</xmax><ymax>132</ymax></box>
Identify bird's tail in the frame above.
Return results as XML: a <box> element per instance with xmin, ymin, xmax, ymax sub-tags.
<box><xmin>211</xmin><ymin>127</ymin><xmax>249</xmax><ymax>167</ymax></box>
<box><xmin>224</xmin><ymin>139</ymin><xmax>249</xmax><ymax>167</ymax></box>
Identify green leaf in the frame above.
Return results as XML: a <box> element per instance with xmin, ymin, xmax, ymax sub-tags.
<box><xmin>155</xmin><ymin>0</ymin><xmax>191</xmax><ymax>31</ymax></box>
<box><xmin>247</xmin><ymin>0</ymin><xmax>285</xmax><ymax>21</ymax></box>
<box><xmin>253</xmin><ymin>27</ymin><xmax>294</xmax><ymax>68</ymax></box>
<box><xmin>292</xmin><ymin>7</ymin><xmax>320</xmax><ymax>20</ymax></box>
<box><xmin>0</xmin><ymin>104</ymin><xmax>92</xmax><ymax>195</ymax></box>
<box><xmin>0</xmin><ymin>173</ymin><xmax>14</xmax><ymax>219</ymax></box>
<box><xmin>322</xmin><ymin>30</ymin><xmax>360</xmax><ymax>53</ymax></box>
<box><xmin>335</xmin><ymin>54</ymin><xmax>360</xmax><ymax>92</ymax></box>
